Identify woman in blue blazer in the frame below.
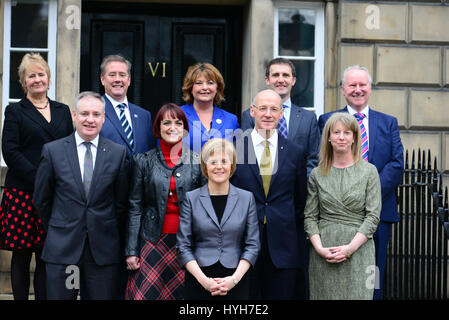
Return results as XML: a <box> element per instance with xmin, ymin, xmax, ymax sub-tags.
<box><xmin>180</xmin><ymin>63</ymin><xmax>239</xmax><ymax>154</ymax></box>
<box><xmin>177</xmin><ymin>138</ymin><xmax>260</xmax><ymax>299</ymax></box>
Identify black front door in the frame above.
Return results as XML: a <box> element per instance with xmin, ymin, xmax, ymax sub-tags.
<box><xmin>80</xmin><ymin>2</ymin><xmax>243</xmax><ymax>119</ymax></box>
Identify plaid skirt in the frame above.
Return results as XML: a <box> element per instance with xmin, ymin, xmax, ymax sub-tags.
<box><xmin>125</xmin><ymin>233</ymin><xmax>185</xmax><ymax>300</ymax></box>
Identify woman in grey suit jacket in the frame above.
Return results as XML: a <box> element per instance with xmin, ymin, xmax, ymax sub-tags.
<box><xmin>177</xmin><ymin>138</ymin><xmax>260</xmax><ymax>299</ymax></box>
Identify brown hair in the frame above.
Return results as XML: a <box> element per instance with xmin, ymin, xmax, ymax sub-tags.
<box><xmin>152</xmin><ymin>103</ymin><xmax>189</xmax><ymax>139</ymax></box>
<box><xmin>319</xmin><ymin>112</ymin><xmax>361</xmax><ymax>175</ymax></box>
<box><xmin>181</xmin><ymin>62</ymin><xmax>225</xmax><ymax>105</ymax></box>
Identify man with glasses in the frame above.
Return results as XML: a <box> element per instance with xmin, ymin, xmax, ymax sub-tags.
<box><xmin>241</xmin><ymin>57</ymin><xmax>318</xmax><ymax>299</ymax></box>
<box><xmin>232</xmin><ymin>89</ymin><xmax>308</xmax><ymax>300</ymax></box>
<box><xmin>241</xmin><ymin>57</ymin><xmax>320</xmax><ymax>177</ymax></box>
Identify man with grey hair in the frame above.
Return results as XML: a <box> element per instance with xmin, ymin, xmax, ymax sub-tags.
<box><xmin>318</xmin><ymin>65</ymin><xmax>404</xmax><ymax>300</ymax></box>
<box><xmin>34</xmin><ymin>91</ymin><xmax>130</xmax><ymax>300</ymax></box>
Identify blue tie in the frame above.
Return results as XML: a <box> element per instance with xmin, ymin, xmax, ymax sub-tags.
<box><xmin>118</xmin><ymin>103</ymin><xmax>134</xmax><ymax>149</ymax></box>
<box><xmin>277</xmin><ymin>105</ymin><xmax>288</xmax><ymax>139</ymax></box>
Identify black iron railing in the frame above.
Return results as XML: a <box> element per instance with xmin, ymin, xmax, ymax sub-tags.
<box><xmin>384</xmin><ymin>149</ymin><xmax>449</xmax><ymax>299</ymax></box>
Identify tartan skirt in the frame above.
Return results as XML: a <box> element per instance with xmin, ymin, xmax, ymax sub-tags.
<box><xmin>125</xmin><ymin>233</ymin><xmax>185</xmax><ymax>300</ymax></box>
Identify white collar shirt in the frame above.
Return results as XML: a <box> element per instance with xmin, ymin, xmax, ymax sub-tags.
<box><xmin>251</xmin><ymin>129</ymin><xmax>278</xmax><ymax>171</ymax></box>
<box><xmin>74</xmin><ymin>131</ymin><xmax>99</xmax><ymax>180</ymax></box>
<box><xmin>105</xmin><ymin>93</ymin><xmax>133</xmax><ymax>129</ymax></box>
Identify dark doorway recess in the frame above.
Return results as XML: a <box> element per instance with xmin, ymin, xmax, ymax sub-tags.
<box><xmin>80</xmin><ymin>1</ymin><xmax>243</xmax><ymax>120</ymax></box>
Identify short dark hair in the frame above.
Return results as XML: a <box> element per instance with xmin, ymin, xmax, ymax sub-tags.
<box><xmin>265</xmin><ymin>57</ymin><xmax>296</xmax><ymax>78</ymax></box>
<box><xmin>152</xmin><ymin>103</ymin><xmax>189</xmax><ymax>139</ymax></box>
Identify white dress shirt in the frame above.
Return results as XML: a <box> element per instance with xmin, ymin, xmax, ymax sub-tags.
<box><xmin>75</xmin><ymin>131</ymin><xmax>99</xmax><ymax>181</ymax></box>
<box><xmin>282</xmin><ymin>98</ymin><xmax>292</xmax><ymax>131</ymax></box>
<box><xmin>251</xmin><ymin>129</ymin><xmax>278</xmax><ymax>171</ymax></box>
<box><xmin>105</xmin><ymin>93</ymin><xmax>133</xmax><ymax>129</ymax></box>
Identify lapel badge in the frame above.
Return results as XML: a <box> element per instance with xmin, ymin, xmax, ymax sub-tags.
<box><xmin>216</xmin><ymin>118</ymin><xmax>222</xmax><ymax>124</ymax></box>
<box><xmin>134</xmin><ymin>114</ymin><xmax>138</xmax><ymax>118</ymax></box>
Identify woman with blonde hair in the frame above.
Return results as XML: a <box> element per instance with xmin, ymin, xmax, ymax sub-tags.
<box><xmin>177</xmin><ymin>138</ymin><xmax>259</xmax><ymax>299</ymax></box>
<box><xmin>0</xmin><ymin>53</ymin><xmax>73</xmax><ymax>300</ymax></box>
<box><xmin>304</xmin><ymin>112</ymin><xmax>381</xmax><ymax>299</ymax></box>
<box><xmin>180</xmin><ymin>63</ymin><xmax>239</xmax><ymax>153</ymax></box>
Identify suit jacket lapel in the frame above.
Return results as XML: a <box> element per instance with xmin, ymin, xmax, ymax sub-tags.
<box><xmin>104</xmin><ymin>96</ymin><xmax>133</xmax><ymax>150</ymax></box>
<box><xmin>368</xmin><ymin>109</ymin><xmax>377</xmax><ymax>162</ymax></box>
<box><xmin>20</xmin><ymin>98</ymin><xmax>57</xmax><ymax>140</ymax></box>
<box><xmin>64</xmin><ymin>134</ymin><xmax>87</xmax><ymax>202</ymax></box>
<box><xmin>211</xmin><ymin>107</ymin><xmax>225</xmax><ymax>133</ymax></box>
<box><xmin>87</xmin><ymin>136</ymin><xmax>107</xmax><ymax>202</ymax></box>
<box><xmin>128</xmin><ymin>103</ymin><xmax>139</xmax><ymax>149</ymax></box>
<box><xmin>199</xmin><ymin>185</ymin><xmax>220</xmax><ymax>228</ymax></box>
<box><xmin>246</xmin><ymin>135</ymin><xmax>264</xmax><ymax>192</ymax></box>
<box><xmin>220</xmin><ymin>184</ymin><xmax>238</xmax><ymax>227</ymax></box>
<box><xmin>287</xmin><ymin>104</ymin><xmax>301</xmax><ymax>140</ymax></box>
<box><xmin>268</xmin><ymin>136</ymin><xmax>287</xmax><ymax>192</ymax></box>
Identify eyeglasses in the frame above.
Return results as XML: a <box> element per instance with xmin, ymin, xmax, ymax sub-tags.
<box><xmin>252</xmin><ymin>105</ymin><xmax>282</xmax><ymax>114</ymax></box>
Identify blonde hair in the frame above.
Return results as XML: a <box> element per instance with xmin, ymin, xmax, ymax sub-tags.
<box><xmin>182</xmin><ymin>62</ymin><xmax>225</xmax><ymax>105</ymax></box>
<box><xmin>18</xmin><ymin>53</ymin><xmax>51</xmax><ymax>93</ymax></box>
<box><xmin>200</xmin><ymin>138</ymin><xmax>236</xmax><ymax>179</ymax></box>
<box><xmin>319</xmin><ymin>112</ymin><xmax>362</xmax><ymax>175</ymax></box>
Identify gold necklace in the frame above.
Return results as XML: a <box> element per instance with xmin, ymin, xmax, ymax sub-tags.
<box><xmin>34</xmin><ymin>99</ymin><xmax>49</xmax><ymax>110</ymax></box>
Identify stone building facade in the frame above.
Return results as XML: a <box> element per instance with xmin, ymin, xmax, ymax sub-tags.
<box><xmin>0</xmin><ymin>0</ymin><xmax>448</xmax><ymax>298</ymax></box>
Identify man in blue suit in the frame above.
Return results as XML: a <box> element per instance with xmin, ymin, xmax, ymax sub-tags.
<box><xmin>318</xmin><ymin>65</ymin><xmax>404</xmax><ymax>300</ymax></box>
<box><xmin>241</xmin><ymin>57</ymin><xmax>319</xmax><ymax>299</ymax></box>
<box><xmin>231</xmin><ymin>89</ymin><xmax>308</xmax><ymax>300</ymax></box>
<box><xmin>98</xmin><ymin>54</ymin><xmax>154</xmax><ymax>299</ymax></box>
<box><xmin>99</xmin><ymin>54</ymin><xmax>154</xmax><ymax>157</ymax></box>
<box><xmin>241</xmin><ymin>58</ymin><xmax>320</xmax><ymax>177</ymax></box>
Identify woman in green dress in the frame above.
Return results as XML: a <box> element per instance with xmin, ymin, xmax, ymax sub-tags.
<box><xmin>304</xmin><ymin>112</ymin><xmax>381</xmax><ymax>300</ymax></box>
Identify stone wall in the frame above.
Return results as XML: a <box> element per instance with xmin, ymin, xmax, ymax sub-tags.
<box><xmin>336</xmin><ymin>1</ymin><xmax>449</xmax><ymax>184</ymax></box>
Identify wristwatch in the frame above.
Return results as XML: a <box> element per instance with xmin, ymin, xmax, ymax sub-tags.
<box><xmin>231</xmin><ymin>275</ymin><xmax>239</xmax><ymax>285</ymax></box>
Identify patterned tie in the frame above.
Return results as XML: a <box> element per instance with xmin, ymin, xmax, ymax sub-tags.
<box><xmin>118</xmin><ymin>103</ymin><xmax>134</xmax><ymax>149</ymax></box>
<box><xmin>260</xmin><ymin>140</ymin><xmax>272</xmax><ymax>224</ymax></box>
<box><xmin>83</xmin><ymin>142</ymin><xmax>93</xmax><ymax>195</ymax></box>
<box><xmin>354</xmin><ymin>113</ymin><xmax>369</xmax><ymax>161</ymax></box>
<box><xmin>277</xmin><ymin>105</ymin><xmax>288</xmax><ymax>139</ymax></box>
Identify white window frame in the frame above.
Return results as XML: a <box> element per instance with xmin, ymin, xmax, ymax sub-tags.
<box><xmin>274</xmin><ymin>1</ymin><xmax>325</xmax><ymax>117</ymax></box>
<box><xmin>2</xmin><ymin>0</ymin><xmax>58</xmax><ymax>165</ymax></box>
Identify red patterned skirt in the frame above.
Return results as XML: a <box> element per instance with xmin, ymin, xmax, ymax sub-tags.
<box><xmin>125</xmin><ymin>233</ymin><xmax>185</xmax><ymax>300</ymax></box>
<box><xmin>0</xmin><ymin>188</ymin><xmax>45</xmax><ymax>251</ymax></box>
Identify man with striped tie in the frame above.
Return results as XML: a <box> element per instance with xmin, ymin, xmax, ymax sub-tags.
<box><xmin>318</xmin><ymin>65</ymin><xmax>404</xmax><ymax>300</ymax></box>
<box><xmin>99</xmin><ymin>54</ymin><xmax>154</xmax><ymax>158</ymax></box>
<box><xmin>99</xmin><ymin>54</ymin><xmax>154</xmax><ymax>299</ymax></box>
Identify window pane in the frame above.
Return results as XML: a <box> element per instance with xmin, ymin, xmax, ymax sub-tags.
<box><xmin>9</xmin><ymin>51</ymin><xmax>48</xmax><ymax>99</ymax></box>
<box><xmin>291</xmin><ymin>60</ymin><xmax>314</xmax><ymax>108</ymax></box>
<box><xmin>11</xmin><ymin>0</ymin><xmax>49</xmax><ymax>48</ymax></box>
<box><xmin>278</xmin><ymin>8</ymin><xmax>315</xmax><ymax>57</ymax></box>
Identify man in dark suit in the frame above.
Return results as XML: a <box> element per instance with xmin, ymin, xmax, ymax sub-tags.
<box><xmin>33</xmin><ymin>91</ymin><xmax>129</xmax><ymax>300</ymax></box>
<box><xmin>241</xmin><ymin>57</ymin><xmax>318</xmax><ymax>299</ymax></box>
<box><xmin>99</xmin><ymin>54</ymin><xmax>154</xmax><ymax>157</ymax></box>
<box><xmin>318</xmin><ymin>65</ymin><xmax>404</xmax><ymax>300</ymax></box>
<box><xmin>98</xmin><ymin>54</ymin><xmax>153</xmax><ymax>298</ymax></box>
<box><xmin>241</xmin><ymin>57</ymin><xmax>320</xmax><ymax>177</ymax></box>
<box><xmin>231</xmin><ymin>89</ymin><xmax>308</xmax><ymax>300</ymax></box>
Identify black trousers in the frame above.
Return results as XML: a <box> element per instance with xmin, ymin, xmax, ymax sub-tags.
<box><xmin>45</xmin><ymin>239</ymin><xmax>118</xmax><ymax>300</ymax></box>
<box><xmin>249</xmin><ymin>225</ymin><xmax>297</xmax><ymax>300</ymax></box>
